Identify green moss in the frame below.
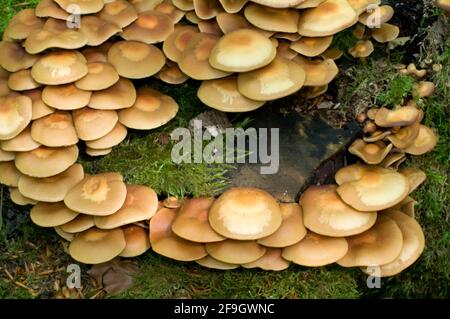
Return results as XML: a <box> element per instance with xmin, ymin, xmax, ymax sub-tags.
<box><xmin>0</xmin><ymin>0</ymin><xmax>40</xmax><ymax>35</ymax></box>
<box><xmin>375</xmin><ymin>74</ymin><xmax>415</xmax><ymax>107</ymax></box>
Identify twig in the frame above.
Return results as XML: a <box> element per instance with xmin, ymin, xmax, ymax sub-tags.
<box><xmin>4</xmin><ymin>269</ymin><xmax>14</xmax><ymax>281</ymax></box>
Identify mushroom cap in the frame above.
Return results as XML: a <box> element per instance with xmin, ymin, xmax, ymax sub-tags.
<box><xmin>244</xmin><ymin>3</ymin><xmax>299</xmax><ymax>33</ymax></box>
<box><xmin>171</xmin><ymin>197</ymin><xmax>226</xmax><ymax>243</ymax></box>
<box><xmin>118</xmin><ymin>87</ymin><xmax>179</xmax><ymax>130</ymax></box>
<box><xmin>22</xmin><ymin>89</ymin><xmax>55</xmax><ymax>120</ymax></box>
<box><xmin>0</xmin><ymin>126</ymin><xmax>40</xmax><ymax>152</ymax></box>
<box><xmin>60</xmin><ymin>214</ymin><xmax>95</xmax><ymax>233</ymax></box>
<box><xmin>85</xmin><ymin>122</ymin><xmax>127</xmax><ymax>149</ymax></box>
<box><xmin>349</xmin><ymin>40</ymin><xmax>374</xmax><ymax>58</ymax></box>
<box><xmin>219</xmin><ymin>0</ymin><xmax>248</xmax><ymax>13</ymax></box>
<box><xmin>185</xmin><ymin>11</ymin><xmax>202</xmax><ymax>24</ymax></box>
<box><xmin>380</xmin><ymin>152</ymin><xmax>406</xmax><ymax>169</ymax></box>
<box><xmin>179</xmin><ymin>33</ymin><xmax>231</xmax><ymax>80</ymax></box>
<box><xmin>130</xmin><ymin>0</ymin><xmax>164</xmax><ymax>13</ymax></box>
<box><xmin>18</xmin><ymin>163</ymin><xmax>84</xmax><ymax>202</ymax></box>
<box><xmin>31</xmin><ymin>111</ymin><xmax>79</xmax><ymax>147</ymax></box>
<box><xmin>383</xmin><ymin>196</ymin><xmax>416</xmax><ymax>218</ymax></box>
<box><xmin>75</xmin><ymin>62</ymin><xmax>119</xmax><ymax>91</ymax></box>
<box><xmin>7</xmin><ymin>69</ymin><xmax>42</xmax><ymax>91</ymax></box>
<box><xmin>119</xmin><ymin>224</ymin><xmax>151</xmax><ymax>257</ymax></box>
<box><xmin>362</xmin><ymin>210</ymin><xmax>425</xmax><ymax>277</ymax></box>
<box><xmin>336</xmin><ymin>166</ymin><xmax>409</xmax><ymax>211</ymax></box>
<box><xmin>371</xmin><ymin>23</ymin><xmax>399</xmax><ymax>43</ymax></box>
<box><xmin>150</xmin><ymin>207</ymin><xmax>207</xmax><ymax>261</ymax></box>
<box><xmin>64</xmin><ymin>173</ymin><xmax>127</xmax><ymax>216</ymax></box>
<box><xmin>375</xmin><ymin>106</ymin><xmax>421</xmax><ymax>127</ymax></box>
<box><xmin>413</xmin><ymin>81</ymin><xmax>435</xmax><ymax>98</ymax></box>
<box><xmin>0</xmin><ymin>95</ymin><xmax>32</xmax><ymax>140</ymax></box>
<box><xmin>54</xmin><ymin>226</ymin><xmax>75</xmax><ymax>242</ymax></box>
<box><xmin>69</xmin><ymin>227</ymin><xmax>126</xmax><ymax>265</ymax></box>
<box><xmin>193</xmin><ymin>0</ymin><xmax>223</xmax><ymax>19</ymax></box>
<box><xmin>198</xmin><ymin>19</ymin><xmax>223</xmax><ymax>36</ymax></box>
<box><xmin>290</xmin><ymin>36</ymin><xmax>333</xmax><ymax>57</ymax></box>
<box><xmin>79</xmin><ymin>16</ymin><xmax>122</xmax><ymax>47</ymax></box>
<box><xmin>42</xmin><ymin>84</ymin><xmax>91</xmax><ymax>111</ymax></box>
<box><xmin>54</xmin><ymin>0</ymin><xmax>105</xmax><ymax>14</ymax></box>
<box><xmin>205</xmin><ymin>239</ymin><xmax>267</xmax><ymax>264</ymax></box>
<box><xmin>216</xmin><ymin>12</ymin><xmax>254</xmax><ymax>35</ymax></box>
<box><xmin>209</xmin><ymin>29</ymin><xmax>276</xmax><ymax>72</ymax></box>
<box><xmin>347</xmin><ymin>0</ymin><xmax>380</xmax><ymax>14</ymax></box>
<box><xmin>198</xmin><ymin>76</ymin><xmax>265</xmax><ymax>112</ymax></box>
<box><xmin>30</xmin><ymin>201</ymin><xmax>79</xmax><ymax>227</ymax></box>
<box><xmin>348</xmin><ymin>139</ymin><xmax>393</xmax><ymax>165</ymax></box>
<box><xmin>404</xmin><ymin>125</ymin><xmax>438</xmax><ymax>155</ymax></box>
<box><xmin>173</xmin><ymin>0</ymin><xmax>195</xmax><ymax>11</ymax></box>
<box><xmin>0</xmin><ymin>78</ymin><xmax>11</xmax><ymax>97</ymax></box>
<box><xmin>35</xmin><ymin>0</ymin><xmax>71</xmax><ymax>20</ymax></box>
<box><xmin>302</xmin><ymin>84</ymin><xmax>329</xmax><ymax>99</ymax></box>
<box><xmin>157</xmin><ymin>64</ymin><xmax>189</xmax><ymax>85</ymax></box>
<box><xmin>73</xmin><ymin>107</ymin><xmax>118</xmax><ymax>141</ymax></box>
<box><xmin>282</xmin><ymin>231</ymin><xmax>349</xmax><ymax>267</ymax></box>
<box><xmin>121</xmin><ymin>10</ymin><xmax>174</xmax><ymax>44</ymax></box>
<box><xmin>108</xmin><ymin>41</ymin><xmax>165</xmax><ymax>79</ymax></box>
<box><xmin>242</xmin><ymin>248</ymin><xmax>290</xmax><ymax>271</ymax></box>
<box><xmin>0</xmin><ymin>149</ymin><xmax>15</xmax><ymax>162</ymax></box>
<box><xmin>399</xmin><ymin>168</ymin><xmax>426</xmax><ymax>194</ymax></box>
<box><xmin>386</xmin><ymin>122</ymin><xmax>420</xmax><ymax>149</ymax></box>
<box><xmin>86</xmin><ymin>147</ymin><xmax>112</xmax><ymax>157</ymax></box>
<box><xmin>155</xmin><ymin>1</ymin><xmax>185</xmax><ymax>23</ymax></box>
<box><xmin>15</xmin><ymin>145</ymin><xmax>79</xmax><ymax>178</ymax></box>
<box><xmin>99</xmin><ymin>0</ymin><xmax>138</xmax><ymax>28</ymax></box>
<box><xmin>363</xmin><ymin>130</ymin><xmax>391</xmax><ymax>143</ymax></box>
<box><xmin>237</xmin><ymin>56</ymin><xmax>306</xmax><ymax>101</ymax></box>
<box><xmin>196</xmin><ymin>255</ymin><xmax>239</xmax><ymax>270</ymax></box>
<box><xmin>0</xmin><ymin>161</ymin><xmax>21</xmax><ymax>186</ymax></box>
<box><xmin>9</xmin><ymin>187</ymin><xmax>38</xmax><ymax>206</ymax></box>
<box><xmin>162</xmin><ymin>25</ymin><xmax>199</xmax><ymax>63</ymax></box>
<box><xmin>436</xmin><ymin>0</ymin><xmax>450</xmax><ymax>11</ymax></box>
<box><xmin>337</xmin><ymin>215</ymin><xmax>403</xmax><ymax>267</ymax></box>
<box><xmin>31</xmin><ymin>51</ymin><xmax>88</xmax><ymax>85</ymax></box>
<box><xmin>3</xmin><ymin>9</ymin><xmax>43</xmax><ymax>41</ymax></box>
<box><xmin>251</xmin><ymin>0</ymin><xmax>305</xmax><ymax>7</ymax></box>
<box><xmin>258</xmin><ymin>203</ymin><xmax>307</xmax><ymax>247</ymax></box>
<box><xmin>276</xmin><ymin>41</ymin><xmax>298</xmax><ymax>60</ymax></box>
<box><xmin>298</xmin><ymin>0</ymin><xmax>358</xmax><ymax>37</ymax></box>
<box><xmin>89</xmin><ymin>78</ymin><xmax>137</xmax><ymax>110</ymax></box>
<box><xmin>209</xmin><ymin>187</ymin><xmax>282</xmax><ymax>240</ymax></box>
<box><xmin>0</xmin><ymin>41</ymin><xmax>38</xmax><ymax>72</ymax></box>
<box><xmin>95</xmin><ymin>184</ymin><xmax>158</xmax><ymax>229</ymax></box>
<box><xmin>293</xmin><ymin>56</ymin><xmax>338</xmax><ymax>86</ymax></box>
<box><xmin>359</xmin><ymin>5</ymin><xmax>394</xmax><ymax>28</ymax></box>
<box><xmin>301</xmin><ymin>185</ymin><xmax>377</xmax><ymax>237</ymax></box>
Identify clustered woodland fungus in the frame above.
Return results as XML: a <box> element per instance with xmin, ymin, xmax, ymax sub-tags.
<box><xmin>0</xmin><ymin>0</ymin><xmax>442</xmax><ymax>280</ymax></box>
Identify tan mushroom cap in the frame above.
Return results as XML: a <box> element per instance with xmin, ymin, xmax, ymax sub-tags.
<box><xmin>209</xmin><ymin>187</ymin><xmax>282</xmax><ymax>240</ymax></box>
<box><xmin>196</xmin><ymin>255</ymin><xmax>239</xmax><ymax>270</ymax></box>
<box><xmin>347</xmin><ymin>0</ymin><xmax>380</xmax><ymax>14</ymax></box>
<box><xmin>0</xmin><ymin>149</ymin><xmax>15</xmax><ymax>162</ymax></box>
<box><xmin>258</xmin><ymin>203</ymin><xmax>307</xmax><ymax>247</ymax></box>
<box><xmin>380</xmin><ymin>152</ymin><xmax>406</xmax><ymax>169</ymax></box>
<box><xmin>35</xmin><ymin>0</ymin><xmax>70</xmax><ymax>20</ymax></box>
<box><xmin>119</xmin><ymin>224</ymin><xmax>151</xmax><ymax>257</ymax></box>
<box><xmin>206</xmin><ymin>239</ymin><xmax>266</xmax><ymax>264</ymax></box>
<box><xmin>413</xmin><ymin>81</ymin><xmax>435</xmax><ymax>98</ymax></box>
<box><xmin>150</xmin><ymin>207</ymin><xmax>207</xmax><ymax>261</ymax></box>
<box><xmin>251</xmin><ymin>0</ymin><xmax>305</xmax><ymax>7</ymax></box>
<box><xmin>198</xmin><ymin>19</ymin><xmax>223</xmax><ymax>36</ymax></box>
<box><xmin>99</xmin><ymin>0</ymin><xmax>138</xmax><ymax>28</ymax></box>
<box><xmin>298</xmin><ymin>0</ymin><xmax>358</xmax><ymax>37</ymax></box>
<box><xmin>155</xmin><ymin>1</ymin><xmax>185</xmax><ymax>23</ymax></box>
<box><xmin>3</xmin><ymin>9</ymin><xmax>43</xmax><ymax>41</ymax></box>
<box><xmin>54</xmin><ymin>0</ymin><xmax>105</xmax><ymax>14</ymax></box>
<box><xmin>337</xmin><ymin>215</ymin><xmax>403</xmax><ymax>267</ymax></box>
<box><xmin>276</xmin><ymin>41</ymin><xmax>298</xmax><ymax>60</ymax></box>
<box><xmin>18</xmin><ymin>163</ymin><xmax>84</xmax><ymax>202</ymax></box>
<box><xmin>349</xmin><ymin>40</ymin><xmax>374</xmax><ymax>58</ymax></box>
<box><xmin>179</xmin><ymin>33</ymin><xmax>231</xmax><ymax>80</ymax></box>
<box><xmin>64</xmin><ymin>173</ymin><xmax>127</xmax><ymax>216</ymax></box>
<box><xmin>89</xmin><ymin>78</ymin><xmax>137</xmax><ymax>110</ymax></box>
<box><xmin>359</xmin><ymin>5</ymin><xmax>394</xmax><ymax>28</ymax></box>
<box><xmin>371</xmin><ymin>23</ymin><xmax>399</xmax><ymax>43</ymax></box>
<box><xmin>336</xmin><ymin>166</ymin><xmax>409</xmax><ymax>212</ymax></box>
<box><xmin>301</xmin><ymin>185</ymin><xmax>377</xmax><ymax>237</ymax></box>
<box><xmin>274</xmin><ymin>32</ymin><xmax>302</xmax><ymax>41</ymax></box>
<box><xmin>404</xmin><ymin>125</ymin><xmax>438</xmax><ymax>155</ymax></box>
<box><xmin>386</xmin><ymin>122</ymin><xmax>420</xmax><ymax>150</ymax></box>
<box><xmin>162</xmin><ymin>25</ymin><xmax>199</xmax><ymax>63</ymax></box>
<box><xmin>30</xmin><ymin>201</ymin><xmax>79</xmax><ymax>227</ymax></box>
<box><xmin>290</xmin><ymin>36</ymin><xmax>333</xmax><ymax>57</ymax></box>
<box><xmin>122</xmin><ymin>10</ymin><xmax>174</xmax><ymax>44</ymax></box>
<box><xmin>31</xmin><ymin>51</ymin><xmax>88</xmax><ymax>85</ymax></box>
<box><xmin>219</xmin><ymin>0</ymin><xmax>248</xmax><ymax>13</ymax></box>
<box><xmin>31</xmin><ymin>111</ymin><xmax>78</xmax><ymax>147</ymax></box>
<box><xmin>0</xmin><ymin>161</ymin><xmax>21</xmax><ymax>187</ymax></box>
<box><xmin>157</xmin><ymin>64</ymin><xmax>189</xmax><ymax>85</ymax></box>
<box><xmin>198</xmin><ymin>76</ymin><xmax>265</xmax><ymax>112</ymax></box>
<box><xmin>0</xmin><ymin>95</ymin><xmax>32</xmax><ymax>140</ymax></box>
<box><xmin>173</xmin><ymin>0</ymin><xmax>195</xmax><ymax>11</ymax></box>
<box><xmin>75</xmin><ymin>62</ymin><xmax>119</xmax><ymax>91</ymax></box>
<box><xmin>0</xmin><ymin>78</ymin><xmax>11</xmax><ymax>97</ymax></box>
<box><xmin>95</xmin><ymin>184</ymin><xmax>158</xmax><ymax>229</ymax></box>
<box><xmin>130</xmin><ymin>0</ymin><xmax>164</xmax><ymax>12</ymax></box>
<box><xmin>118</xmin><ymin>87</ymin><xmax>179</xmax><ymax>130</ymax></box>
<box><xmin>108</xmin><ymin>41</ymin><xmax>165</xmax><ymax>79</ymax></box>
<box><xmin>69</xmin><ymin>227</ymin><xmax>126</xmax><ymax>264</ymax></box>
<box><xmin>8</xmin><ymin>69</ymin><xmax>42</xmax><ymax>91</ymax></box>
<box><xmin>242</xmin><ymin>248</ymin><xmax>290</xmax><ymax>271</ymax></box>
<box><xmin>185</xmin><ymin>11</ymin><xmax>201</xmax><ymax>24</ymax></box>
<box><xmin>244</xmin><ymin>3</ymin><xmax>299</xmax><ymax>33</ymax></box>
<box><xmin>23</xmin><ymin>89</ymin><xmax>55</xmax><ymax>120</ymax></box>
<box><xmin>193</xmin><ymin>0</ymin><xmax>223</xmax><ymax>19</ymax></box>
<box><xmin>1</xmin><ymin>126</ymin><xmax>40</xmax><ymax>152</ymax></box>
<box><xmin>363</xmin><ymin>130</ymin><xmax>391</xmax><ymax>143</ymax></box>
<box><xmin>86</xmin><ymin>147</ymin><xmax>112</xmax><ymax>157</ymax></box>
<box><xmin>303</xmin><ymin>84</ymin><xmax>329</xmax><ymax>99</ymax></box>
<box><xmin>82</xmin><ymin>48</ymin><xmax>109</xmax><ymax>64</ymax></box>
<box><xmin>163</xmin><ymin>196</ymin><xmax>182</xmax><ymax>209</ymax></box>
<box><xmin>209</xmin><ymin>29</ymin><xmax>276</xmax><ymax>73</ymax></box>
<box><xmin>384</xmin><ymin>196</ymin><xmax>416</xmax><ymax>218</ymax></box>
<box><xmin>79</xmin><ymin>16</ymin><xmax>122</xmax><ymax>47</ymax></box>
<box><xmin>399</xmin><ymin>168</ymin><xmax>426</xmax><ymax>194</ymax></box>
<box><xmin>9</xmin><ymin>187</ymin><xmax>38</xmax><ymax>206</ymax></box>
<box><xmin>348</xmin><ymin>139</ymin><xmax>393</xmax><ymax>165</ymax></box>
<box><xmin>0</xmin><ymin>41</ymin><xmax>38</xmax><ymax>73</ymax></box>
<box><xmin>60</xmin><ymin>214</ymin><xmax>95</xmax><ymax>233</ymax></box>
<box><xmin>282</xmin><ymin>231</ymin><xmax>348</xmax><ymax>267</ymax></box>
<box><xmin>86</xmin><ymin>122</ymin><xmax>127</xmax><ymax>150</ymax></box>
<box><xmin>171</xmin><ymin>197</ymin><xmax>226</xmax><ymax>243</ymax></box>
<box><xmin>216</xmin><ymin>12</ymin><xmax>252</xmax><ymax>34</ymax></box>
<box><xmin>73</xmin><ymin>108</ymin><xmax>118</xmax><ymax>141</ymax></box>
<box><xmin>15</xmin><ymin>145</ymin><xmax>78</xmax><ymax>178</ymax></box>
<box><xmin>375</xmin><ymin>106</ymin><xmax>420</xmax><ymax>127</ymax></box>
<box><xmin>436</xmin><ymin>0</ymin><xmax>450</xmax><ymax>11</ymax></box>
<box><xmin>293</xmin><ymin>56</ymin><xmax>339</xmax><ymax>86</ymax></box>
<box><xmin>237</xmin><ymin>56</ymin><xmax>306</xmax><ymax>101</ymax></box>
<box><xmin>54</xmin><ymin>226</ymin><xmax>75</xmax><ymax>241</ymax></box>
<box><xmin>42</xmin><ymin>84</ymin><xmax>92</xmax><ymax>111</ymax></box>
